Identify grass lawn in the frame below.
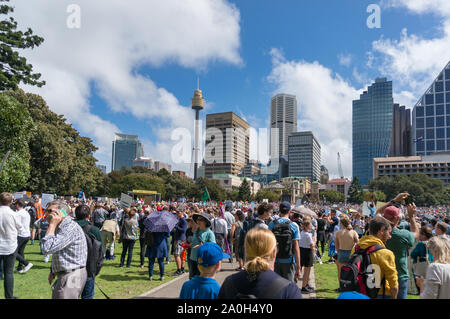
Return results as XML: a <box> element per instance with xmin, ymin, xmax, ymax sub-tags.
<box><xmin>0</xmin><ymin>240</ymin><xmax>180</xmax><ymax>299</ymax></box>
<box><xmin>314</xmin><ymin>245</ymin><xmax>420</xmax><ymax>299</ymax></box>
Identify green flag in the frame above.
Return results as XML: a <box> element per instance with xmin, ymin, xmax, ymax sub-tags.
<box><xmin>201</xmin><ymin>187</ymin><xmax>210</xmax><ymax>202</ymax></box>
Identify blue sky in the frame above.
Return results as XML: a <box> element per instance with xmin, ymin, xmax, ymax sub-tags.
<box><xmin>15</xmin><ymin>0</ymin><xmax>450</xmax><ymax>178</ymax></box>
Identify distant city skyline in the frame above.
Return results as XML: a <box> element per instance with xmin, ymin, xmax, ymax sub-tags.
<box><xmin>17</xmin><ymin>1</ymin><xmax>450</xmax><ymax>179</ymax></box>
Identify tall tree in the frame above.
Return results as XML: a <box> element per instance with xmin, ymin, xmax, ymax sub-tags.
<box><xmin>0</xmin><ymin>92</ymin><xmax>33</xmax><ymax>192</ymax></box>
<box><xmin>238</xmin><ymin>178</ymin><xmax>252</xmax><ymax>202</ymax></box>
<box><xmin>348</xmin><ymin>176</ymin><xmax>364</xmax><ymax>204</ymax></box>
<box><xmin>0</xmin><ymin>0</ymin><xmax>45</xmax><ymax>90</ymax></box>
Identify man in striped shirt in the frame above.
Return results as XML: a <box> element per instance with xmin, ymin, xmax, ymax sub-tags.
<box><xmin>40</xmin><ymin>200</ymin><xmax>88</xmax><ymax>299</ymax></box>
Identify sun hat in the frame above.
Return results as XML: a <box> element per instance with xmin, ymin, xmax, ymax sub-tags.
<box><xmin>192</xmin><ymin>212</ymin><xmax>212</xmax><ymax>227</ymax></box>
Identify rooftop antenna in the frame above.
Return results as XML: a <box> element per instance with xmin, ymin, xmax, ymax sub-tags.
<box><xmin>197</xmin><ymin>76</ymin><xmax>199</xmax><ymax>90</ymax></box>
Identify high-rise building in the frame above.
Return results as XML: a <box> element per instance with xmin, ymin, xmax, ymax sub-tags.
<box><xmin>353</xmin><ymin>78</ymin><xmax>393</xmax><ymax>186</ymax></box>
<box><xmin>111</xmin><ymin>133</ymin><xmax>144</xmax><ymax>171</ymax></box>
<box><xmin>412</xmin><ymin>61</ymin><xmax>450</xmax><ymax>156</ymax></box>
<box><xmin>205</xmin><ymin>112</ymin><xmax>250</xmax><ymax>178</ymax></box>
<box><xmin>288</xmin><ymin>131</ymin><xmax>321</xmax><ymax>182</ymax></box>
<box><xmin>96</xmin><ymin>165</ymin><xmax>107</xmax><ymax>174</ymax></box>
<box><xmin>154</xmin><ymin>161</ymin><xmax>172</xmax><ymax>173</ymax></box>
<box><xmin>320</xmin><ymin>165</ymin><xmax>329</xmax><ymax>184</ymax></box>
<box><xmin>133</xmin><ymin>157</ymin><xmax>153</xmax><ymax>170</ymax></box>
<box><xmin>241</xmin><ymin>160</ymin><xmax>261</xmax><ymax>178</ymax></box>
<box><xmin>389</xmin><ymin>104</ymin><xmax>412</xmax><ymax>157</ymax></box>
<box><xmin>270</xmin><ymin>94</ymin><xmax>298</xmax><ymax>158</ymax></box>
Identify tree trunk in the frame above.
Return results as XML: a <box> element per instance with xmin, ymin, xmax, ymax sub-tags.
<box><xmin>0</xmin><ymin>150</ymin><xmax>11</xmax><ymax>173</ymax></box>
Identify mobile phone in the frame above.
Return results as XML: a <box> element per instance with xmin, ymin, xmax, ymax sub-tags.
<box><xmin>405</xmin><ymin>196</ymin><xmax>415</xmax><ymax>205</ymax></box>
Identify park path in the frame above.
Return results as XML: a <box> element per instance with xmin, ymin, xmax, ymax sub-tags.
<box><xmin>136</xmin><ymin>260</ymin><xmax>316</xmax><ymax>299</ymax></box>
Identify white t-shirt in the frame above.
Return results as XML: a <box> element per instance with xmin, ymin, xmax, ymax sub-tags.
<box><xmin>17</xmin><ymin>208</ymin><xmax>31</xmax><ymax>238</ymax></box>
<box><xmin>0</xmin><ymin>205</ymin><xmax>26</xmax><ymax>255</ymax></box>
<box><xmin>299</xmin><ymin>231</ymin><xmax>314</xmax><ymax>249</ymax></box>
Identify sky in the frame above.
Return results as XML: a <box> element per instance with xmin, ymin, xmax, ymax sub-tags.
<box><xmin>11</xmin><ymin>0</ymin><xmax>450</xmax><ymax>179</ymax></box>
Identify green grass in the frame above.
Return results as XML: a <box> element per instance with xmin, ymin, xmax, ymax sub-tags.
<box><xmin>314</xmin><ymin>245</ymin><xmax>421</xmax><ymax>299</ymax></box>
<box><xmin>0</xmin><ymin>240</ymin><xmax>180</xmax><ymax>299</ymax></box>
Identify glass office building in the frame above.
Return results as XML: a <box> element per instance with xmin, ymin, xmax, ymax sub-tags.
<box><xmin>353</xmin><ymin>78</ymin><xmax>393</xmax><ymax>186</ymax></box>
<box><xmin>412</xmin><ymin>62</ymin><xmax>450</xmax><ymax>156</ymax></box>
<box><xmin>111</xmin><ymin>133</ymin><xmax>144</xmax><ymax>171</ymax></box>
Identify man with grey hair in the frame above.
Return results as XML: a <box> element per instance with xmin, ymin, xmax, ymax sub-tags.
<box><xmin>40</xmin><ymin>200</ymin><xmax>88</xmax><ymax>299</ymax></box>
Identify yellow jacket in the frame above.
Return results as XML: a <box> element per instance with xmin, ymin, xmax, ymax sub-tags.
<box><xmin>352</xmin><ymin>235</ymin><xmax>398</xmax><ymax>297</ymax></box>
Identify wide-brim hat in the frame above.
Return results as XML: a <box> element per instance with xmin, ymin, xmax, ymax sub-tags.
<box><xmin>192</xmin><ymin>212</ymin><xmax>212</xmax><ymax>227</ymax></box>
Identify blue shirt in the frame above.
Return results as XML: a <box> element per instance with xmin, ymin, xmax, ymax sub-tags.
<box><xmin>179</xmin><ymin>276</ymin><xmax>220</xmax><ymax>299</ymax></box>
<box><xmin>268</xmin><ymin>217</ymin><xmax>299</xmax><ymax>264</ymax></box>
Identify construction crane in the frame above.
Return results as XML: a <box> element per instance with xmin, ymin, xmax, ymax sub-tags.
<box><xmin>337</xmin><ymin>152</ymin><xmax>344</xmax><ymax>179</ymax></box>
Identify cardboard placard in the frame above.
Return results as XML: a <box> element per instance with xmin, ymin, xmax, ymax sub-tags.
<box><xmin>119</xmin><ymin>193</ymin><xmax>133</xmax><ymax>209</ymax></box>
<box><xmin>41</xmin><ymin>193</ymin><xmax>55</xmax><ymax>210</ymax></box>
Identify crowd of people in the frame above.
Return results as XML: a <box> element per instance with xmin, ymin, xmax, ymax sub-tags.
<box><xmin>0</xmin><ymin>191</ymin><xmax>449</xmax><ymax>299</ymax></box>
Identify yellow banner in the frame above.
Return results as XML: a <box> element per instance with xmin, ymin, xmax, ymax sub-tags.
<box><xmin>132</xmin><ymin>190</ymin><xmax>157</xmax><ymax>195</ymax></box>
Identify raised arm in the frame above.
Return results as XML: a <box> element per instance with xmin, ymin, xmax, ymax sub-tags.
<box><xmin>376</xmin><ymin>193</ymin><xmax>409</xmax><ymax>216</ymax></box>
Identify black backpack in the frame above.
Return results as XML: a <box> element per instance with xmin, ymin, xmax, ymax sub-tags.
<box><xmin>27</xmin><ymin>206</ymin><xmax>37</xmax><ymax>227</ymax></box>
<box><xmin>83</xmin><ymin>225</ymin><xmax>105</xmax><ymax>278</ymax></box>
<box><xmin>272</xmin><ymin>219</ymin><xmax>294</xmax><ymax>259</ymax></box>
<box><xmin>238</xmin><ymin>218</ymin><xmax>263</xmax><ymax>247</ymax></box>
<box><xmin>339</xmin><ymin>244</ymin><xmax>386</xmax><ymax>299</ymax></box>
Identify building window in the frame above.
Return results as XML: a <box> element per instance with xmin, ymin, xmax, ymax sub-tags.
<box><xmin>446</xmin><ymin>69</ymin><xmax>450</xmax><ymax>80</ymax></box>
<box><xmin>427</xmin><ymin>140</ymin><xmax>435</xmax><ymax>151</ymax></box>
<box><xmin>436</xmin><ymin>81</ymin><xmax>444</xmax><ymax>92</ymax></box>
<box><xmin>417</xmin><ymin>118</ymin><xmax>424</xmax><ymax>128</ymax></box>
<box><xmin>416</xmin><ymin>107</ymin><xmax>424</xmax><ymax>117</ymax></box>
<box><xmin>417</xmin><ymin>141</ymin><xmax>425</xmax><ymax>152</ymax></box>
<box><xmin>437</xmin><ymin>140</ymin><xmax>446</xmax><ymax>151</ymax></box>
<box><xmin>426</xmin><ymin>117</ymin><xmax>435</xmax><ymax>128</ymax></box>
<box><xmin>417</xmin><ymin>129</ymin><xmax>425</xmax><ymax>139</ymax></box>
<box><xmin>426</xmin><ymin>129</ymin><xmax>435</xmax><ymax>139</ymax></box>
<box><xmin>436</xmin><ymin>104</ymin><xmax>445</xmax><ymax>115</ymax></box>
<box><xmin>437</xmin><ymin>116</ymin><xmax>445</xmax><ymax>127</ymax></box>
<box><xmin>437</xmin><ymin>128</ymin><xmax>445</xmax><ymax>139</ymax></box>
<box><xmin>426</xmin><ymin>105</ymin><xmax>435</xmax><ymax>116</ymax></box>
<box><xmin>426</xmin><ymin>94</ymin><xmax>434</xmax><ymax>105</ymax></box>
<box><xmin>436</xmin><ymin>93</ymin><xmax>444</xmax><ymax>104</ymax></box>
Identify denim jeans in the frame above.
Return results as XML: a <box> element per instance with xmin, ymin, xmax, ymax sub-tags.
<box><xmin>81</xmin><ymin>277</ymin><xmax>95</xmax><ymax>299</ymax></box>
<box><xmin>397</xmin><ymin>279</ymin><xmax>409</xmax><ymax>299</ymax></box>
<box><xmin>0</xmin><ymin>253</ymin><xmax>17</xmax><ymax>299</ymax></box>
<box><xmin>120</xmin><ymin>239</ymin><xmax>136</xmax><ymax>267</ymax></box>
<box><xmin>148</xmin><ymin>257</ymin><xmax>165</xmax><ymax>278</ymax></box>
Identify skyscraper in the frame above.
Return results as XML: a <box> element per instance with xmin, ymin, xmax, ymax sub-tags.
<box><xmin>353</xmin><ymin>78</ymin><xmax>393</xmax><ymax>186</ymax></box>
<box><xmin>288</xmin><ymin>131</ymin><xmax>321</xmax><ymax>183</ymax></box>
<box><xmin>111</xmin><ymin>133</ymin><xmax>144</xmax><ymax>171</ymax></box>
<box><xmin>389</xmin><ymin>103</ymin><xmax>412</xmax><ymax>157</ymax></box>
<box><xmin>412</xmin><ymin>61</ymin><xmax>450</xmax><ymax>156</ymax></box>
<box><xmin>270</xmin><ymin>94</ymin><xmax>297</xmax><ymax>158</ymax></box>
<box><xmin>205</xmin><ymin>112</ymin><xmax>250</xmax><ymax>178</ymax></box>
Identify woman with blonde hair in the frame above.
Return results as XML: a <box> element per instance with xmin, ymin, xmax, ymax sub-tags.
<box><xmin>218</xmin><ymin>228</ymin><xmax>302</xmax><ymax>299</ymax></box>
<box><xmin>416</xmin><ymin>235</ymin><xmax>450</xmax><ymax>299</ymax></box>
<box><xmin>334</xmin><ymin>215</ymin><xmax>359</xmax><ymax>287</ymax></box>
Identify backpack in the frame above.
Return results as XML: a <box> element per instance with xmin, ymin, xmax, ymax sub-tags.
<box><xmin>144</xmin><ymin>229</ymin><xmax>155</xmax><ymax>247</ymax></box>
<box><xmin>27</xmin><ymin>206</ymin><xmax>37</xmax><ymax>227</ymax></box>
<box><xmin>272</xmin><ymin>219</ymin><xmax>294</xmax><ymax>259</ymax></box>
<box><xmin>339</xmin><ymin>244</ymin><xmax>386</xmax><ymax>299</ymax></box>
<box><xmin>238</xmin><ymin>218</ymin><xmax>263</xmax><ymax>247</ymax></box>
<box><xmin>83</xmin><ymin>225</ymin><xmax>104</xmax><ymax>278</ymax></box>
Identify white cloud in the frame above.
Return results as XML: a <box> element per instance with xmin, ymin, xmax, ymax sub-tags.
<box><xmin>338</xmin><ymin>53</ymin><xmax>353</xmax><ymax>67</ymax></box>
<box><xmin>267</xmin><ymin>49</ymin><xmax>363</xmax><ymax>179</ymax></box>
<box><xmin>12</xmin><ymin>0</ymin><xmax>242</xmax><ymax>174</ymax></box>
<box><xmin>372</xmin><ymin>0</ymin><xmax>450</xmax><ymax>104</ymax></box>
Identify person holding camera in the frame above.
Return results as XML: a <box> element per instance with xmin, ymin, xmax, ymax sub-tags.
<box><xmin>375</xmin><ymin>192</ymin><xmax>420</xmax><ymax>299</ymax></box>
<box><xmin>40</xmin><ymin>200</ymin><xmax>88</xmax><ymax>299</ymax></box>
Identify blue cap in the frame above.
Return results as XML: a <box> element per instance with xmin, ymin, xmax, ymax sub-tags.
<box><xmin>197</xmin><ymin>242</ymin><xmax>230</xmax><ymax>267</ymax></box>
<box><xmin>279</xmin><ymin>201</ymin><xmax>291</xmax><ymax>214</ymax></box>
<box><xmin>337</xmin><ymin>291</ymin><xmax>370</xmax><ymax>299</ymax></box>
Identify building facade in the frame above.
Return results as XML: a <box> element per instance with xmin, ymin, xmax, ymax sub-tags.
<box><xmin>325</xmin><ymin>178</ymin><xmax>352</xmax><ymax>199</ymax></box>
<box><xmin>241</xmin><ymin>160</ymin><xmax>261</xmax><ymax>178</ymax></box>
<box><xmin>412</xmin><ymin>62</ymin><xmax>450</xmax><ymax>156</ymax></box>
<box><xmin>212</xmin><ymin>173</ymin><xmax>261</xmax><ymax>194</ymax></box>
<box><xmin>353</xmin><ymin>78</ymin><xmax>393</xmax><ymax>186</ymax></box>
<box><xmin>172</xmin><ymin>171</ymin><xmax>186</xmax><ymax>177</ymax></box>
<box><xmin>154</xmin><ymin>161</ymin><xmax>172</xmax><ymax>173</ymax></box>
<box><xmin>111</xmin><ymin>133</ymin><xmax>144</xmax><ymax>171</ymax></box>
<box><xmin>373</xmin><ymin>153</ymin><xmax>450</xmax><ymax>186</ymax></box>
<box><xmin>205</xmin><ymin>112</ymin><xmax>250</xmax><ymax>178</ymax></box>
<box><xmin>389</xmin><ymin>104</ymin><xmax>412</xmax><ymax>157</ymax></box>
<box><xmin>133</xmin><ymin>157</ymin><xmax>153</xmax><ymax>170</ymax></box>
<box><xmin>270</xmin><ymin>94</ymin><xmax>297</xmax><ymax>158</ymax></box>
<box><xmin>288</xmin><ymin>131</ymin><xmax>321</xmax><ymax>182</ymax></box>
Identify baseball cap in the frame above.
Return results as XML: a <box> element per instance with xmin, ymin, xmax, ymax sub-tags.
<box><xmin>197</xmin><ymin>242</ymin><xmax>230</xmax><ymax>267</ymax></box>
<box><xmin>383</xmin><ymin>205</ymin><xmax>400</xmax><ymax>221</ymax></box>
<box><xmin>279</xmin><ymin>201</ymin><xmax>291</xmax><ymax>214</ymax></box>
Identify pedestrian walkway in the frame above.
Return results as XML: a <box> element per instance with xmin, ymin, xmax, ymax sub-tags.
<box><xmin>137</xmin><ymin>260</ymin><xmax>316</xmax><ymax>299</ymax></box>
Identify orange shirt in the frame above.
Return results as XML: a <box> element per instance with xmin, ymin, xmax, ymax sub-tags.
<box><xmin>35</xmin><ymin>202</ymin><xmax>44</xmax><ymax>220</ymax></box>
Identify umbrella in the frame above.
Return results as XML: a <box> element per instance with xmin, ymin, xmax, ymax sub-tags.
<box><xmin>292</xmin><ymin>206</ymin><xmax>318</xmax><ymax>219</ymax></box>
<box><xmin>144</xmin><ymin>210</ymin><xmax>178</xmax><ymax>233</ymax></box>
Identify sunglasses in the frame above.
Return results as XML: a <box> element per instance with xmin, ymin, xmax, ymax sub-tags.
<box><xmin>45</xmin><ymin>209</ymin><xmax>58</xmax><ymax>214</ymax></box>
